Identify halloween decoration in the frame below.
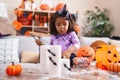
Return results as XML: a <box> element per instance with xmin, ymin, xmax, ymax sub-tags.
<box><xmin>15</xmin><ymin>11</ymin><xmax>32</xmax><ymax>25</ymax></box>
<box><xmin>90</xmin><ymin>40</ymin><xmax>107</xmax><ymax>52</ymax></box>
<box><xmin>76</xmin><ymin>46</ymin><xmax>95</xmax><ymax>61</ymax></box>
<box><xmin>56</xmin><ymin>3</ymin><xmax>65</xmax><ymax>11</ymax></box>
<box><xmin>57</xmin><ymin>4</ymin><xmax>69</xmax><ymax>17</ymax></box>
<box><xmin>35</xmin><ymin>14</ymin><xmax>39</xmax><ymax>21</ymax></box>
<box><xmin>96</xmin><ymin>45</ymin><xmax>120</xmax><ymax>70</ymax></box>
<box><xmin>107</xmin><ymin>63</ymin><xmax>120</xmax><ymax>72</ymax></box>
<box><xmin>73</xmin><ymin>57</ymin><xmax>91</xmax><ymax>68</ymax></box>
<box><xmin>19</xmin><ymin>4</ymin><xmax>25</xmax><ymax>9</ymax></box>
<box><xmin>12</xmin><ymin>20</ymin><xmax>23</xmax><ymax>30</ymax></box>
<box><xmin>27</xmin><ymin>13</ymin><xmax>33</xmax><ymax>20</ymax></box>
<box><xmin>25</xmin><ymin>30</ymin><xmax>30</xmax><ymax>36</ymax></box>
<box><xmin>18</xmin><ymin>17</ymin><xmax>31</xmax><ymax>25</ymax></box>
<box><xmin>15</xmin><ymin>9</ymin><xmax>24</xmax><ymax>17</ymax></box>
<box><xmin>6</xmin><ymin>62</ymin><xmax>22</xmax><ymax>76</ymax></box>
<box><xmin>96</xmin><ymin>62</ymin><xmax>107</xmax><ymax>70</ymax></box>
<box><xmin>40</xmin><ymin>4</ymin><xmax>50</xmax><ymax>10</ymax></box>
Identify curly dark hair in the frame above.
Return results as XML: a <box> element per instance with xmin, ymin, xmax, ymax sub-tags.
<box><xmin>49</xmin><ymin>12</ymin><xmax>76</xmax><ymax>35</ymax></box>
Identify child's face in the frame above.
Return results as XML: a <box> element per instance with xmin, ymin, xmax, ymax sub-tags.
<box><xmin>55</xmin><ymin>17</ymin><xmax>69</xmax><ymax>34</ymax></box>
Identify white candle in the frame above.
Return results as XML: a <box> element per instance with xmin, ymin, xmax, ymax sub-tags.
<box><xmin>61</xmin><ymin>59</ymin><xmax>70</xmax><ymax>75</ymax></box>
<box><xmin>48</xmin><ymin>45</ymin><xmax>62</xmax><ymax>77</ymax></box>
<box><xmin>40</xmin><ymin>45</ymin><xmax>50</xmax><ymax>74</ymax></box>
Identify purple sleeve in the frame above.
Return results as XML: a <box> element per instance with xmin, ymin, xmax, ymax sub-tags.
<box><xmin>70</xmin><ymin>31</ymin><xmax>80</xmax><ymax>49</ymax></box>
<box><xmin>50</xmin><ymin>35</ymin><xmax>54</xmax><ymax>45</ymax></box>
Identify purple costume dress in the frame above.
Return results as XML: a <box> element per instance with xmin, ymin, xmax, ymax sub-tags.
<box><xmin>50</xmin><ymin>31</ymin><xmax>80</xmax><ymax>67</ymax></box>
<box><xmin>50</xmin><ymin>31</ymin><xmax>80</xmax><ymax>52</ymax></box>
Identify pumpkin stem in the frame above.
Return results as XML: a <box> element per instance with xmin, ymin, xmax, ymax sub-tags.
<box><xmin>12</xmin><ymin>62</ymin><xmax>14</xmax><ymax>65</ymax></box>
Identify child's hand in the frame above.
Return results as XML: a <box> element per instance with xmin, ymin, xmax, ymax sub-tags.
<box><xmin>73</xmin><ymin>57</ymin><xmax>79</xmax><ymax>65</ymax></box>
<box><xmin>35</xmin><ymin>39</ymin><xmax>44</xmax><ymax>46</ymax></box>
<box><xmin>62</xmin><ymin>50</ymin><xmax>71</xmax><ymax>58</ymax></box>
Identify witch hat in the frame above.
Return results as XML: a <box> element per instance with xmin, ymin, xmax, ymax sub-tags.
<box><xmin>57</xmin><ymin>4</ymin><xmax>69</xmax><ymax>17</ymax></box>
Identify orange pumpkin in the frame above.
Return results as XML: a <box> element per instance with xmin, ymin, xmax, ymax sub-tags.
<box><xmin>77</xmin><ymin>46</ymin><xmax>95</xmax><ymax>61</ymax></box>
<box><xmin>96</xmin><ymin>62</ymin><xmax>107</xmax><ymax>70</ymax></box>
<box><xmin>27</xmin><ymin>13</ymin><xmax>33</xmax><ymax>21</ymax></box>
<box><xmin>6</xmin><ymin>62</ymin><xmax>22</xmax><ymax>76</ymax></box>
<box><xmin>107</xmin><ymin>63</ymin><xmax>120</xmax><ymax>72</ymax></box>
<box><xmin>56</xmin><ymin>3</ymin><xmax>65</xmax><ymax>11</ymax></box>
<box><xmin>25</xmin><ymin>30</ymin><xmax>30</xmax><ymax>36</ymax></box>
<box><xmin>35</xmin><ymin>14</ymin><xmax>39</xmax><ymax>21</ymax></box>
<box><xmin>12</xmin><ymin>20</ymin><xmax>23</xmax><ymax>30</ymax></box>
<box><xmin>96</xmin><ymin>45</ymin><xmax>120</xmax><ymax>69</ymax></box>
<box><xmin>40</xmin><ymin>4</ymin><xmax>50</xmax><ymax>10</ymax></box>
<box><xmin>17</xmin><ymin>10</ymin><xmax>24</xmax><ymax>17</ymax></box>
<box><xmin>90</xmin><ymin>40</ymin><xmax>107</xmax><ymax>53</ymax></box>
<box><xmin>18</xmin><ymin>17</ymin><xmax>32</xmax><ymax>25</ymax></box>
<box><xmin>19</xmin><ymin>4</ymin><xmax>25</xmax><ymax>9</ymax></box>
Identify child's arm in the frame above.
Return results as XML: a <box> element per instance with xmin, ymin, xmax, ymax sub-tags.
<box><xmin>31</xmin><ymin>34</ymin><xmax>44</xmax><ymax>46</ymax></box>
<box><xmin>62</xmin><ymin>45</ymin><xmax>77</xmax><ymax>58</ymax></box>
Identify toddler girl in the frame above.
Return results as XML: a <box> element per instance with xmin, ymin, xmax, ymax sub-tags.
<box><xmin>36</xmin><ymin>4</ymin><xmax>80</xmax><ymax>67</ymax></box>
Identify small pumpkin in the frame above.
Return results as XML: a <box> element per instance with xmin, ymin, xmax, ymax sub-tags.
<box><xmin>25</xmin><ymin>30</ymin><xmax>30</xmax><ymax>36</ymax></box>
<box><xmin>96</xmin><ymin>62</ymin><xmax>107</xmax><ymax>70</ymax></box>
<box><xmin>76</xmin><ymin>46</ymin><xmax>95</xmax><ymax>61</ymax></box>
<box><xmin>17</xmin><ymin>10</ymin><xmax>24</xmax><ymax>17</ymax></box>
<box><xmin>35</xmin><ymin>14</ymin><xmax>39</xmax><ymax>21</ymax></box>
<box><xmin>18</xmin><ymin>17</ymin><xmax>32</xmax><ymax>25</ymax></box>
<box><xmin>19</xmin><ymin>4</ymin><xmax>25</xmax><ymax>9</ymax></box>
<box><xmin>107</xmin><ymin>63</ymin><xmax>120</xmax><ymax>72</ymax></box>
<box><xmin>6</xmin><ymin>62</ymin><xmax>22</xmax><ymax>76</ymax></box>
<box><xmin>40</xmin><ymin>4</ymin><xmax>50</xmax><ymax>10</ymax></box>
<box><xmin>27</xmin><ymin>13</ymin><xmax>33</xmax><ymax>21</ymax></box>
<box><xmin>90</xmin><ymin>40</ymin><xmax>107</xmax><ymax>53</ymax></box>
<box><xmin>12</xmin><ymin>20</ymin><xmax>23</xmax><ymax>30</ymax></box>
<box><xmin>56</xmin><ymin>3</ymin><xmax>65</xmax><ymax>11</ymax></box>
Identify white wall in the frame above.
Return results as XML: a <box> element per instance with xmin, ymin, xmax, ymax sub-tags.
<box><xmin>0</xmin><ymin>0</ymin><xmax>119</xmax><ymax>36</ymax></box>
